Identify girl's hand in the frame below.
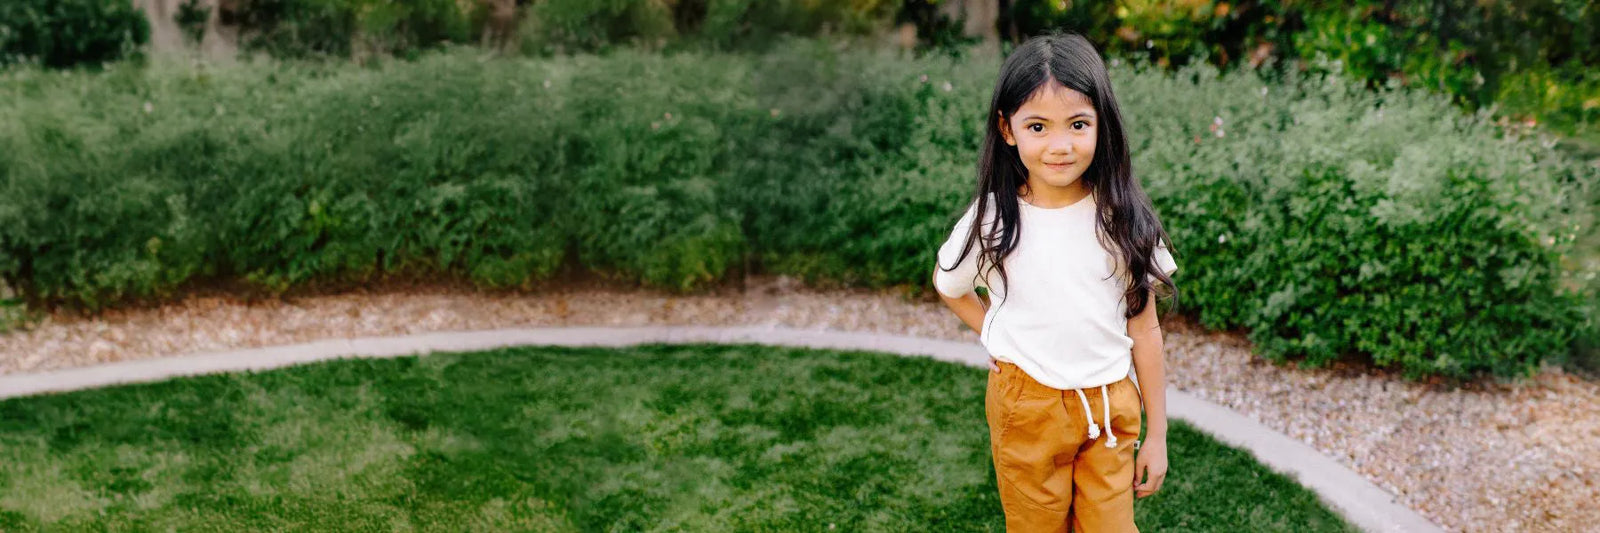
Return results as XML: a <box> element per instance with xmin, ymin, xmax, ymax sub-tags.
<box><xmin>1133</xmin><ymin>437</ymin><xmax>1167</xmax><ymax>498</ymax></box>
<box><xmin>989</xmin><ymin>357</ymin><xmax>1000</xmax><ymax>373</ymax></box>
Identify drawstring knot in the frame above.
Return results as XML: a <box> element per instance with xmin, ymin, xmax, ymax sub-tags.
<box><xmin>1073</xmin><ymin>388</ymin><xmax>1099</xmax><ymax>439</ymax></box>
<box><xmin>1073</xmin><ymin>385</ymin><xmax>1119</xmax><ymax>448</ymax></box>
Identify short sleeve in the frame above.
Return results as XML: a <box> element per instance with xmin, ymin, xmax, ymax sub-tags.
<box><xmin>1149</xmin><ymin>238</ymin><xmax>1178</xmax><ymax>282</ymax></box>
<box><xmin>933</xmin><ymin>201</ymin><xmax>985</xmax><ymax>298</ymax></box>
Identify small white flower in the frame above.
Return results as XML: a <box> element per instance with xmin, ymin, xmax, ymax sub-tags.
<box><xmin>1259</xmin><ymin>86</ymin><xmax>1268</xmax><ymax>96</ymax></box>
<box><xmin>1218</xmin><ymin>234</ymin><xmax>1228</xmax><ymax>243</ymax></box>
<box><xmin>918</xmin><ymin>74</ymin><xmax>929</xmax><ymax>83</ymax></box>
<box><xmin>941</xmin><ymin>81</ymin><xmax>953</xmax><ymax>92</ymax></box>
<box><xmin>542</xmin><ymin>79</ymin><xmax>552</xmax><ymax>89</ymax></box>
<box><xmin>1145</xmin><ymin>40</ymin><xmax>1154</xmax><ymax>49</ymax></box>
<box><xmin>1213</xmin><ymin>116</ymin><xmax>1224</xmax><ymax>126</ymax></box>
<box><xmin>1215</xmin><ymin>129</ymin><xmax>1225</xmax><ymax>138</ymax></box>
<box><xmin>143</xmin><ymin>101</ymin><xmax>153</xmax><ymax>114</ymax></box>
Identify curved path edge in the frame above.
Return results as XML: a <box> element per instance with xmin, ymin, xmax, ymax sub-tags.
<box><xmin>0</xmin><ymin>325</ymin><xmax>1441</xmax><ymax>533</ymax></box>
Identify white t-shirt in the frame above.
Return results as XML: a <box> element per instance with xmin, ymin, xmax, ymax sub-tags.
<box><xmin>933</xmin><ymin>191</ymin><xmax>1177</xmax><ymax>391</ymax></box>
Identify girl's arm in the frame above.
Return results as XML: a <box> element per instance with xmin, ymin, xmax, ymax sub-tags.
<box><xmin>1128</xmin><ymin>288</ymin><xmax>1166</xmax><ymax>440</ymax></box>
<box><xmin>1129</xmin><ymin>287</ymin><xmax>1169</xmax><ymax>497</ymax></box>
<box><xmin>933</xmin><ymin>268</ymin><xmax>987</xmax><ymax>335</ymax></box>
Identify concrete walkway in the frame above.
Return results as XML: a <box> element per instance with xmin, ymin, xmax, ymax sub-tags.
<box><xmin>0</xmin><ymin>325</ymin><xmax>1442</xmax><ymax>533</ymax></box>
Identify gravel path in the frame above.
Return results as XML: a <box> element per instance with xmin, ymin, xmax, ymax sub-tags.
<box><xmin>0</xmin><ymin>275</ymin><xmax>1593</xmax><ymax>532</ymax></box>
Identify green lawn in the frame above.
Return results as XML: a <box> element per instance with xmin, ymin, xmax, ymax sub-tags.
<box><xmin>0</xmin><ymin>344</ymin><xmax>1354</xmax><ymax>532</ymax></box>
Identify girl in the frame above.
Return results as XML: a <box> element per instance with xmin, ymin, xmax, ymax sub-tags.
<box><xmin>932</xmin><ymin>32</ymin><xmax>1178</xmax><ymax>533</ymax></box>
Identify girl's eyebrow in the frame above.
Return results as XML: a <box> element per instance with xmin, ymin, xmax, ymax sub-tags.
<box><xmin>1020</xmin><ymin>112</ymin><xmax>1096</xmax><ymax>121</ymax></box>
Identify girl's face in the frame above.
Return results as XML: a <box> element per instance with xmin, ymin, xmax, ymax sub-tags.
<box><xmin>998</xmin><ymin>82</ymin><xmax>1098</xmax><ymax>202</ymax></box>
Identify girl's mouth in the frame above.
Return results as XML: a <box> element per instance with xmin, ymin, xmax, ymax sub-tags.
<box><xmin>1046</xmin><ymin>162</ymin><xmax>1072</xmax><ymax>171</ymax></box>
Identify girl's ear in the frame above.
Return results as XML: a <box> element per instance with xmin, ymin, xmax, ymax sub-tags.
<box><xmin>997</xmin><ymin>111</ymin><xmax>1016</xmax><ymax>146</ymax></box>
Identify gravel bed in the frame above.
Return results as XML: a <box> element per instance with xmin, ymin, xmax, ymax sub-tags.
<box><xmin>0</xmin><ymin>275</ymin><xmax>1593</xmax><ymax>532</ymax></box>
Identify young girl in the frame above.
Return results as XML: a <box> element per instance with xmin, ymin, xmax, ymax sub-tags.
<box><xmin>933</xmin><ymin>32</ymin><xmax>1178</xmax><ymax>532</ymax></box>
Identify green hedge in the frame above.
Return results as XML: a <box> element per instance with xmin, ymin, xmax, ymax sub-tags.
<box><xmin>0</xmin><ymin>0</ymin><xmax>149</xmax><ymax>68</ymax></box>
<box><xmin>0</xmin><ymin>41</ymin><xmax>1593</xmax><ymax>379</ymax></box>
<box><xmin>1121</xmin><ymin>57</ymin><xmax>1594</xmax><ymax>377</ymax></box>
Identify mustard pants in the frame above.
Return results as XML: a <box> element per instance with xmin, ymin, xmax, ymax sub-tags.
<box><xmin>986</xmin><ymin>360</ymin><xmax>1142</xmax><ymax>532</ymax></box>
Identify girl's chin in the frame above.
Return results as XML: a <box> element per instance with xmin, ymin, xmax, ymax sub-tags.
<box><xmin>1036</xmin><ymin>175</ymin><xmax>1082</xmax><ymax>188</ymax></box>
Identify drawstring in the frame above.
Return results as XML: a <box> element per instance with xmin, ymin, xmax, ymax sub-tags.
<box><xmin>1073</xmin><ymin>389</ymin><xmax>1098</xmax><ymax>439</ymax></box>
<box><xmin>1100</xmin><ymin>385</ymin><xmax>1118</xmax><ymax>448</ymax></box>
<box><xmin>1072</xmin><ymin>385</ymin><xmax>1119</xmax><ymax>448</ymax></box>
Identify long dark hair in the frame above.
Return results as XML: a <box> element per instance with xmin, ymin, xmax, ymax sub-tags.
<box><xmin>939</xmin><ymin>31</ymin><xmax>1177</xmax><ymax>319</ymax></box>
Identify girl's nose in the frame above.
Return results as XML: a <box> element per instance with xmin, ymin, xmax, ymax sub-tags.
<box><xmin>1049</xmin><ymin>134</ymin><xmax>1074</xmax><ymax>154</ymax></box>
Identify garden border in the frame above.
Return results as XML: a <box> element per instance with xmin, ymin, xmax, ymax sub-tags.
<box><xmin>0</xmin><ymin>325</ymin><xmax>1442</xmax><ymax>532</ymax></box>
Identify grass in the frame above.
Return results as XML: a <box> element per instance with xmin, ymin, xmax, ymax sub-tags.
<box><xmin>0</xmin><ymin>344</ymin><xmax>1355</xmax><ymax>532</ymax></box>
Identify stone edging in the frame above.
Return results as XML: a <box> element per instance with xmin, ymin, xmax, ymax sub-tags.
<box><xmin>0</xmin><ymin>325</ymin><xmax>1441</xmax><ymax>533</ymax></box>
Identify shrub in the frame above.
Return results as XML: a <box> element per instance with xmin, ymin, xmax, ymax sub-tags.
<box><xmin>1120</xmin><ymin>58</ymin><xmax>1594</xmax><ymax>378</ymax></box>
<box><xmin>0</xmin><ymin>0</ymin><xmax>149</xmax><ymax>68</ymax></box>
<box><xmin>517</xmin><ymin>0</ymin><xmax>899</xmax><ymax>55</ymax></box>
<box><xmin>0</xmin><ymin>42</ymin><xmax>1592</xmax><ymax>379</ymax></box>
<box><xmin>223</xmin><ymin>0</ymin><xmax>473</xmax><ymax>59</ymax></box>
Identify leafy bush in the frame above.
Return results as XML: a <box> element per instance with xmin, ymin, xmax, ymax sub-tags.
<box><xmin>1120</xmin><ymin>58</ymin><xmax>1594</xmax><ymax>378</ymax></box>
<box><xmin>558</xmin><ymin>52</ymin><xmax>749</xmax><ymax>290</ymax></box>
<box><xmin>0</xmin><ymin>41</ymin><xmax>1592</xmax><ymax>380</ymax></box>
<box><xmin>516</xmin><ymin>0</ymin><xmax>678</xmax><ymax>54</ymax></box>
<box><xmin>223</xmin><ymin>0</ymin><xmax>473</xmax><ymax>59</ymax></box>
<box><xmin>0</xmin><ymin>0</ymin><xmax>149</xmax><ymax>68</ymax></box>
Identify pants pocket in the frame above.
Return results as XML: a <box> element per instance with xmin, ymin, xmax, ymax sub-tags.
<box><xmin>1112</xmin><ymin>377</ymin><xmax>1143</xmax><ymax>440</ymax></box>
<box><xmin>985</xmin><ymin>367</ymin><xmax>1011</xmax><ymax>443</ymax></box>
<box><xmin>986</xmin><ymin>370</ymin><xmax>999</xmax><ymax>440</ymax></box>
<box><xmin>994</xmin><ymin>383</ymin><xmax>1070</xmax><ymax>511</ymax></box>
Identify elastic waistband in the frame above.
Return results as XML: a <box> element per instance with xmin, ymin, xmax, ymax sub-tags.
<box><xmin>994</xmin><ymin>359</ymin><xmax>1128</xmax><ymax>448</ymax></box>
<box><xmin>994</xmin><ymin>359</ymin><xmax>1127</xmax><ymax>392</ymax></box>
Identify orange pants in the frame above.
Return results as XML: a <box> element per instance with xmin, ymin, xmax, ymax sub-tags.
<box><xmin>986</xmin><ymin>360</ymin><xmax>1142</xmax><ymax>532</ymax></box>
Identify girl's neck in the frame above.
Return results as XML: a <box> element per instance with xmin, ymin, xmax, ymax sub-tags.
<box><xmin>1018</xmin><ymin>180</ymin><xmax>1091</xmax><ymax>209</ymax></box>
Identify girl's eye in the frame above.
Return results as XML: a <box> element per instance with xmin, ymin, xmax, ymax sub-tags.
<box><xmin>1072</xmin><ymin>121</ymin><xmax>1090</xmax><ymax>130</ymax></box>
<box><xmin>1028</xmin><ymin>124</ymin><xmax>1044</xmax><ymax>133</ymax></box>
